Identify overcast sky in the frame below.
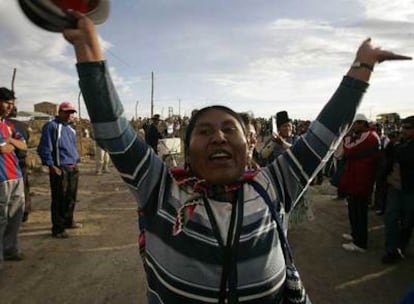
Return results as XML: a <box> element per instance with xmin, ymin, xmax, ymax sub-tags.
<box><xmin>0</xmin><ymin>0</ymin><xmax>413</xmax><ymax>120</ymax></box>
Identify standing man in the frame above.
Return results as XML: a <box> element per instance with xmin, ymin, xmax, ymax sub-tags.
<box><xmin>0</xmin><ymin>87</ymin><xmax>27</xmax><ymax>265</ymax></box>
<box><xmin>38</xmin><ymin>101</ymin><xmax>80</xmax><ymax>238</ymax></box>
<box><xmin>95</xmin><ymin>142</ymin><xmax>110</xmax><ymax>175</ymax></box>
<box><xmin>340</xmin><ymin>113</ymin><xmax>380</xmax><ymax>252</ymax></box>
<box><xmin>382</xmin><ymin>116</ymin><xmax>414</xmax><ymax>263</ymax></box>
<box><xmin>145</xmin><ymin>114</ymin><xmax>163</xmax><ymax>154</ymax></box>
<box><xmin>261</xmin><ymin>111</ymin><xmax>299</xmax><ymax>164</ymax></box>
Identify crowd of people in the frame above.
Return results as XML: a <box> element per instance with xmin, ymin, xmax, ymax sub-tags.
<box><xmin>0</xmin><ymin>11</ymin><xmax>414</xmax><ymax>304</ymax></box>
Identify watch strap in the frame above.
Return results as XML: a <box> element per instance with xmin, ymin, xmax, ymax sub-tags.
<box><xmin>352</xmin><ymin>61</ymin><xmax>374</xmax><ymax>71</ymax></box>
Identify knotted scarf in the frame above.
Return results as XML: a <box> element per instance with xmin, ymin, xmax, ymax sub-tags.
<box><xmin>170</xmin><ymin>167</ymin><xmax>258</xmax><ymax>235</ymax></box>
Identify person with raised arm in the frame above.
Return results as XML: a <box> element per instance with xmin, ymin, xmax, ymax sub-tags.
<box><xmin>62</xmin><ymin>11</ymin><xmax>411</xmax><ymax>304</ymax></box>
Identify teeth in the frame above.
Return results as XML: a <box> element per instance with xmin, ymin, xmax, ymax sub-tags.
<box><xmin>210</xmin><ymin>152</ymin><xmax>231</xmax><ymax>159</ymax></box>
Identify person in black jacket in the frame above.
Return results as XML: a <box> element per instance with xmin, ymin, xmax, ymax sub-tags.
<box><xmin>8</xmin><ymin>107</ymin><xmax>31</xmax><ymax>222</ymax></box>
<box><xmin>145</xmin><ymin>114</ymin><xmax>163</xmax><ymax>154</ymax></box>
<box><xmin>382</xmin><ymin>116</ymin><xmax>414</xmax><ymax>263</ymax></box>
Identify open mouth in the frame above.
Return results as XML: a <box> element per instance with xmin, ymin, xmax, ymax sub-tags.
<box><xmin>208</xmin><ymin>150</ymin><xmax>232</xmax><ymax>161</ymax></box>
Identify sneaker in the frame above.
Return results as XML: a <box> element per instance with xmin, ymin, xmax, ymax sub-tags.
<box><xmin>52</xmin><ymin>231</ymin><xmax>69</xmax><ymax>239</ymax></box>
<box><xmin>342</xmin><ymin>242</ymin><xmax>366</xmax><ymax>253</ymax></box>
<box><xmin>381</xmin><ymin>249</ymin><xmax>405</xmax><ymax>264</ymax></box>
<box><xmin>4</xmin><ymin>253</ymin><xmax>25</xmax><ymax>261</ymax></box>
<box><xmin>342</xmin><ymin>233</ymin><xmax>353</xmax><ymax>241</ymax></box>
<box><xmin>66</xmin><ymin>222</ymin><xmax>83</xmax><ymax>229</ymax></box>
<box><xmin>95</xmin><ymin>170</ymin><xmax>103</xmax><ymax>176</ymax></box>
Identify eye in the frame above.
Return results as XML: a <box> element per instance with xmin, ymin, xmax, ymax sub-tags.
<box><xmin>196</xmin><ymin>127</ymin><xmax>213</xmax><ymax>136</ymax></box>
<box><xmin>222</xmin><ymin>125</ymin><xmax>238</xmax><ymax>134</ymax></box>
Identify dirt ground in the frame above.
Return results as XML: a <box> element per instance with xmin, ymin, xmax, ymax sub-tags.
<box><xmin>0</xmin><ymin>158</ymin><xmax>413</xmax><ymax>304</ymax></box>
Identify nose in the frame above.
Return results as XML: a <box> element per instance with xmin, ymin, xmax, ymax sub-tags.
<box><xmin>211</xmin><ymin>129</ymin><xmax>227</xmax><ymax>143</ymax></box>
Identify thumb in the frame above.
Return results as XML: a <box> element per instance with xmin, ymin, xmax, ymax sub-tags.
<box><xmin>63</xmin><ymin>28</ymin><xmax>83</xmax><ymax>44</ymax></box>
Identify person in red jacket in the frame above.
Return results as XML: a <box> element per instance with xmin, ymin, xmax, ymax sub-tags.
<box><xmin>340</xmin><ymin>113</ymin><xmax>380</xmax><ymax>252</ymax></box>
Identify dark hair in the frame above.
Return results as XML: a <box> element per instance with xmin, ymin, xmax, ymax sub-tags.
<box><xmin>402</xmin><ymin>115</ymin><xmax>414</xmax><ymax>126</ymax></box>
<box><xmin>0</xmin><ymin>87</ymin><xmax>16</xmax><ymax>101</ymax></box>
<box><xmin>239</xmin><ymin>112</ymin><xmax>254</xmax><ymax>127</ymax></box>
<box><xmin>184</xmin><ymin>105</ymin><xmax>247</xmax><ymax>155</ymax></box>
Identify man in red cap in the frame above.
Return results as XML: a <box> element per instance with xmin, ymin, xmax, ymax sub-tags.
<box><xmin>38</xmin><ymin>101</ymin><xmax>81</xmax><ymax>238</ymax></box>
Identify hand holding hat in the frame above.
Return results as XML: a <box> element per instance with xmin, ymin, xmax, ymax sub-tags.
<box><xmin>63</xmin><ymin>10</ymin><xmax>104</xmax><ymax>62</ymax></box>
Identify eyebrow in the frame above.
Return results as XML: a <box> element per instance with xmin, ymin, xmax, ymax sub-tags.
<box><xmin>194</xmin><ymin>119</ymin><xmax>239</xmax><ymax>128</ymax></box>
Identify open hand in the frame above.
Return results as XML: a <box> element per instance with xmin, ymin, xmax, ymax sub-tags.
<box><xmin>355</xmin><ymin>38</ymin><xmax>412</xmax><ymax>66</ymax></box>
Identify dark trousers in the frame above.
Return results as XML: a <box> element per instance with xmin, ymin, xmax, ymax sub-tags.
<box><xmin>50</xmin><ymin>167</ymin><xmax>79</xmax><ymax>234</ymax></box>
<box><xmin>374</xmin><ymin>179</ymin><xmax>388</xmax><ymax>212</ymax></box>
<box><xmin>384</xmin><ymin>187</ymin><xmax>414</xmax><ymax>254</ymax></box>
<box><xmin>20</xmin><ymin>161</ymin><xmax>31</xmax><ymax>214</ymax></box>
<box><xmin>347</xmin><ymin>195</ymin><xmax>369</xmax><ymax>249</ymax></box>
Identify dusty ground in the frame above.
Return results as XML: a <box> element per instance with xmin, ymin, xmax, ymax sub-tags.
<box><xmin>0</xmin><ymin>158</ymin><xmax>413</xmax><ymax>304</ymax></box>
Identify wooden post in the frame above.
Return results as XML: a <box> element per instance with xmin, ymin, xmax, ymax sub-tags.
<box><xmin>11</xmin><ymin>68</ymin><xmax>17</xmax><ymax>91</ymax></box>
<box><xmin>77</xmin><ymin>90</ymin><xmax>84</xmax><ymax>158</ymax></box>
<box><xmin>151</xmin><ymin>72</ymin><xmax>154</xmax><ymax>117</ymax></box>
<box><xmin>135</xmin><ymin>99</ymin><xmax>139</xmax><ymax>119</ymax></box>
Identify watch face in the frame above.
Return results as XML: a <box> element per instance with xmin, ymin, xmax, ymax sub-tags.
<box><xmin>352</xmin><ymin>61</ymin><xmax>373</xmax><ymax>71</ymax></box>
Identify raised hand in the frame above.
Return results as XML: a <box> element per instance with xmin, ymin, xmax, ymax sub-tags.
<box><xmin>63</xmin><ymin>11</ymin><xmax>104</xmax><ymax>62</ymax></box>
<box><xmin>355</xmin><ymin>38</ymin><xmax>412</xmax><ymax>65</ymax></box>
<box><xmin>348</xmin><ymin>38</ymin><xmax>411</xmax><ymax>82</ymax></box>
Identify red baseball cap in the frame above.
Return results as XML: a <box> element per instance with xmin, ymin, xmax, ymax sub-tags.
<box><xmin>59</xmin><ymin>101</ymin><xmax>77</xmax><ymax>112</ymax></box>
<box><xmin>18</xmin><ymin>0</ymin><xmax>110</xmax><ymax>33</ymax></box>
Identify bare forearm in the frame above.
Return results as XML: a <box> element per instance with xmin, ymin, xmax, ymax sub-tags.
<box><xmin>9</xmin><ymin>138</ymin><xmax>27</xmax><ymax>151</ymax></box>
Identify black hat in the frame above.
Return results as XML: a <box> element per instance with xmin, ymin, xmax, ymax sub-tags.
<box><xmin>18</xmin><ymin>0</ymin><xmax>110</xmax><ymax>33</ymax></box>
<box><xmin>276</xmin><ymin>111</ymin><xmax>291</xmax><ymax>129</ymax></box>
<box><xmin>0</xmin><ymin>87</ymin><xmax>15</xmax><ymax>101</ymax></box>
<box><xmin>152</xmin><ymin>114</ymin><xmax>160</xmax><ymax>120</ymax></box>
<box><xmin>402</xmin><ymin>115</ymin><xmax>414</xmax><ymax>128</ymax></box>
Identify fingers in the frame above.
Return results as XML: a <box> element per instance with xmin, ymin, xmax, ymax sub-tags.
<box><xmin>378</xmin><ymin>51</ymin><xmax>412</xmax><ymax>63</ymax></box>
<box><xmin>63</xmin><ymin>28</ymin><xmax>80</xmax><ymax>43</ymax></box>
<box><xmin>362</xmin><ymin>37</ymin><xmax>371</xmax><ymax>45</ymax></box>
<box><xmin>386</xmin><ymin>54</ymin><xmax>412</xmax><ymax>60</ymax></box>
<box><xmin>66</xmin><ymin>9</ymin><xmax>85</xmax><ymax>19</ymax></box>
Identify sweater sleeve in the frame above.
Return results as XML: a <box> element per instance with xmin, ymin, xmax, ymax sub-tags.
<box><xmin>264</xmin><ymin>76</ymin><xmax>369</xmax><ymax>212</ymax></box>
<box><xmin>37</xmin><ymin>122</ymin><xmax>55</xmax><ymax>167</ymax></box>
<box><xmin>76</xmin><ymin>61</ymin><xmax>166</xmax><ymax>208</ymax></box>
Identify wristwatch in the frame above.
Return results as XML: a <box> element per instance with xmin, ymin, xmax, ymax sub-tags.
<box><xmin>351</xmin><ymin>61</ymin><xmax>374</xmax><ymax>71</ymax></box>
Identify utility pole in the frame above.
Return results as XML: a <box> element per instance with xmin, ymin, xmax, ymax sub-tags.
<box><xmin>77</xmin><ymin>91</ymin><xmax>82</xmax><ymax>119</ymax></box>
<box><xmin>178</xmin><ymin>98</ymin><xmax>181</xmax><ymax>117</ymax></box>
<box><xmin>77</xmin><ymin>90</ymin><xmax>83</xmax><ymax>157</ymax></box>
<box><xmin>11</xmin><ymin>68</ymin><xmax>17</xmax><ymax>91</ymax></box>
<box><xmin>150</xmin><ymin>72</ymin><xmax>154</xmax><ymax>117</ymax></box>
<box><xmin>135</xmin><ymin>99</ymin><xmax>139</xmax><ymax>119</ymax></box>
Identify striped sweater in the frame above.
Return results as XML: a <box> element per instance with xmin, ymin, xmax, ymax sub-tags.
<box><xmin>77</xmin><ymin>61</ymin><xmax>368</xmax><ymax>303</ymax></box>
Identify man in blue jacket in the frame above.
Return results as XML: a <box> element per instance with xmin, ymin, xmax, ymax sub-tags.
<box><xmin>38</xmin><ymin>102</ymin><xmax>81</xmax><ymax>238</ymax></box>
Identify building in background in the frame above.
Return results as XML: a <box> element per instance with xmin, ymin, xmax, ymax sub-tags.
<box><xmin>34</xmin><ymin>101</ymin><xmax>58</xmax><ymax>116</ymax></box>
